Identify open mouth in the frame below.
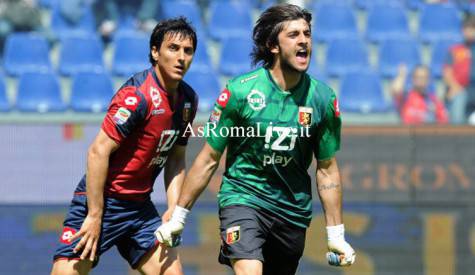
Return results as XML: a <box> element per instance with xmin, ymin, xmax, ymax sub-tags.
<box><xmin>175</xmin><ymin>65</ymin><xmax>185</xmax><ymax>73</ymax></box>
<box><xmin>296</xmin><ymin>49</ymin><xmax>308</xmax><ymax>63</ymax></box>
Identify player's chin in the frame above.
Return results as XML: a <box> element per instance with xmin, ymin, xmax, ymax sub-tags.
<box><xmin>170</xmin><ymin>72</ymin><xmax>186</xmax><ymax>81</ymax></box>
<box><xmin>293</xmin><ymin>63</ymin><xmax>309</xmax><ymax>73</ymax></box>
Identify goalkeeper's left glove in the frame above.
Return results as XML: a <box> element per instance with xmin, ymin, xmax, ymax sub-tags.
<box><xmin>155</xmin><ymin>206</ymin><xmax>189</xmax><ymax>247</ymax></box>
<box><xmin>326</xmin><ymin>224</ymin><xmax>356</xmax><ymax>266</ymax></box>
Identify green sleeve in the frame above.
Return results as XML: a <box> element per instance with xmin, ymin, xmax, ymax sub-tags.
<box><xmin>315</xmin><ymin>93</ymin><xmax>341</xmax><ymax>160</ymax></box>
<box><xmin>205</xmin><ymin>87</ymin><xmax>239</xmax><ymax>153</ymax></box>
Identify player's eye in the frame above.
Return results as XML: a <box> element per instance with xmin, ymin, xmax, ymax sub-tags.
<box><xmin>288</xmin><ymin>32</ymin><xmax>299</xmax><ymax>38</ymax></box>
<box><xmin>184</xmin><ymin>47</ymin><xmax>194</xmax><ymax>55</ymax></box>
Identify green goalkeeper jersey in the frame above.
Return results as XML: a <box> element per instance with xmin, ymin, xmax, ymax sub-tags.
<box><xmin>206</xmin><ymin>67</ymin><xmax>341</xmax><ymax>228</ymax></box>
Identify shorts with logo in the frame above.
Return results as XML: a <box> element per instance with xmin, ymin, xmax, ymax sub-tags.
<box><xmin>218</xmin><ymin>204</ymin><xmax>307</xmax><ymax>275</ymax></box>
<box><xmin>53</xmin><ymin>194</ymin><xmax>160</xmax><ymax>269</ymax></box>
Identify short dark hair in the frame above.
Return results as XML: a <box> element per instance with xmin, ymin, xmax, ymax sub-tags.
<box><xmin>251</xmin><ymin>4</ymin><xmax>312</xmax><ymax>68</ymax></box>
<box><xmin>463</xmin><ymin>14</ymin><xmax>475</xmax><ymax>28</ymax></box>
<box><xmin>149</xmin><ymin>17</ymin><xmax>197</xmax><ymax>66</ymax></box>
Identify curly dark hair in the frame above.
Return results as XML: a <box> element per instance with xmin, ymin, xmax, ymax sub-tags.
<box><xmin>149</xmin><ymin>17</ymin><xmax>197</xmax><ymax>66</ymax></box>
<box><xmin>251</xmin><ymin>4</ymin><xmax>312</xmax><ymax>68</ymax></box>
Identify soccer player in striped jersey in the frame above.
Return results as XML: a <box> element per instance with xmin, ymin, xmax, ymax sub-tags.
<box><xmin>51</xmin><ymin>18</ymin><xmax>198</xmax><ymax>275</ymax></box>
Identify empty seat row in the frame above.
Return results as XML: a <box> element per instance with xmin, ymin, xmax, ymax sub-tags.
<box><xmin>0</xmin><ymin>70</ymin><xmax>224</xmax><ymax>113</ymax></box>
<box><xmin>0</xmin><ymin>69</ymin><xmax>403</xmax><ymax>115</ymax></box>
<box><xmin>1</xmin><ymin>32</ymin><xmax>250</xmax><ymax>78</ymax></box>
<box><xmin>42</xmin><ymin>0</ymin><xmax>463</xmax><ymax>44</ymax></box>
<box><xmin>2</xmin><ymin>31</ymin><xmax>456</xmax><ymax>81</ymax></box>
<box><xmin>3</xmin><ymin>32</ymin><xmax>150</xmax><ymax>77</ymax></box>
<box><xmin>0</xmin><ymin>72</ymin><xmax>114</xmax><ymax>113</ymax></box>
<box><xmin>314</xmin><ymin>3</ymin><xmax>462</xmax><ymax>43</ymax></box>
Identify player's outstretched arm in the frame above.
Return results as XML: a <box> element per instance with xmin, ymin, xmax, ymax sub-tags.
<box><xmin>163</xmin><ymin>145</ymin><xmax>187</xmax><ymax>221</ymax></box>
<box><xmin>178</xmin><ymin>142</ymin><xmax>222</xmax><ymax>209</ymax></box>
<box><xmin>155</xmin><ymin>142</ymin><xmax>222</xmax><ymax>246</ymax></box>
<box><xmin>316</xmin><ymin>157</ymin><xmax>355</xmax><ymax>267</ymax></box>
<box><xmin>69</xmin><ymin>129</ymin><xmax>119</xmax><ymax>261</ymax></box>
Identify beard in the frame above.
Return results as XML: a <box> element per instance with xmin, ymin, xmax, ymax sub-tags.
<box><xmin>279</xmin><ymin>52</ymin><xmax>309</xmax><ymax>75</ymax></box>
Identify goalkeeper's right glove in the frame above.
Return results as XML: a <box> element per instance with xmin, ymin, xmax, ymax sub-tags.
<box><xmin>326</xmin><ymin>224</ymin><xmax>356</xmax><ymax>266</ymax></box>
<box><xmin>154</xmin><ymin>206</ymin><xmax>189</xmax><ymax>247</ymax></box>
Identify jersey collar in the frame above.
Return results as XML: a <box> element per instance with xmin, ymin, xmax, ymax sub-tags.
<box><xmin>265</xmin><ymin>68</ymin><xmax>307</xmax><ymax>96</ymax></box>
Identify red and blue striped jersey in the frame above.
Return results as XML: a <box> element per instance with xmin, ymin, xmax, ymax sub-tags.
<box><xmin>75</xmin><ymin>67</ymin><xmax>198</xmax><ymax>200</ymax></box>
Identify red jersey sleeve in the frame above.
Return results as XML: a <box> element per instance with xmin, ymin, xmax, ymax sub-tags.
<box><xmin>101</xmin><ymin>86</ymin><xmax>148</xmax><ymax>144</ymax></box>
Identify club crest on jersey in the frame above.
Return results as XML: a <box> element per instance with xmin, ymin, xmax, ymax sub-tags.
<box><xmin>247</xmin><ymin>90</ymin><xmax>266</xmax><ymax>111</ymax></box>
<box><xmin>226</xmin><ymin>226</ymin><xmax>240</xmax><ymax>244</ymax></box>
<box><xmin>209</xmin><ymin>108</ymin><xmax>222</xmax><ymax>123</ymax></box>
<box><xmin>334</xmin><ymin>98</ymin><xmax>340</xmax><ymax>117</ymax></box>
<box><xmin>59</xmin><ymin>227</ymin><xmax>76</xmax><ymax>244</ymax></box>
<box><xmin>298</xmin><ymin>107</ymin><xmax>313</xmax><ymax>126</ymax></box>
<box><xmin>217</xmin><ymin>89</ymin><xmax>231</xmax><ymax>108</ymax></box>
<box><xmin>113</xmin><ymin>107</ymin><xmax>131</xmax><ymax>125</ymax></box>
<box><xmin>150</xmin><ymin>87</ymin><xmax>162</xmax><ymax>108</ymax></box>
<box><xmin>183</xmin><ymin>102</ymin><xmax>191</xmax><ymax>121</ymax></box>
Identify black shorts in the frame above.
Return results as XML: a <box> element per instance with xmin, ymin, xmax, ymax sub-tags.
<box><xmin>218</xmin><ymin>205</ymin><xmax>306</xmax><ymax>275</ymax></box>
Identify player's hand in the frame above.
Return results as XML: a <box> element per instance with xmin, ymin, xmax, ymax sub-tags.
<box><xmin>161</xmin><ymin>208</ymin><xmax>173</xmax><ymax>222</ymax></box>
<box><xmin>154</xmin><ymin>206</ymin><xmax>189</xmax><ymax>247</ymax></box>
<box><xmin>155</xmin><ymin>220</ymin><xmax>184</xmax><ymax>247</ymax></box>
<box><xmin>326</xmin><ymin>224</ymin><xmax>356</xmax><ymax>267</ymax></box>
<box><xmin>69</xmin><ymin>215</ymin><xmax>102</xmax><ymax>262</ymax></box>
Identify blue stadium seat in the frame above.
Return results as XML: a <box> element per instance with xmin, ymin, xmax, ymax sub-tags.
<box><xmin>340</xmin><ymin>72</ymin><xmax>391</xmax><ymax>113</ymax></box>
<box><xmin>307</xmin><ymin>57</ymin><xmax>327</xmax><ymax>82</ymax></box>
<box><xmin>405</xmin><ymin>0</ymin><xmax>423</xmax><ymax>10</ymax></box>
<box><xmin>59</xmin><ymin>35</ymin><xmax>105</xmax><ymax>76</ymax></box>
<box><xmin>366</xmin><ymin>6</ymin><xmax>410</xmax><ymax>43</ymax></box>
<box><xmin>208</xmin><ymin>1</ymin><xmax>253</xmax><ymax>41</ymax></box>
<box><xmin>112</xmin><ymin>32</ymin><xmax>149</xmax><ymax>77</ymax></box>
<box><xmin>161</xmin><ymin>0</ymin><xmax>205</xmax><ymax>35</ymax></box>
<box><xmin>184</xmin><ymin>70</ymin><xmax>221</xmax><ymax>112</ymax></box>
<box><xmin>50</xmin><ymin>3</ymin><xmax>96</xmax><ymax>40</ymax></box>
<box><xmin>39</xmin><ymin>0</ymin><xmax>58</xmax><ymax>8</ymax></box>
<box><xmin>326</xmin><ymin>37</ymin><xmax>369</xmax><ymax>77</ymax></box>
<box><xmin>188</xmin><ymin>40</ymin><xmax>213</xmax><ymax>73</ymax></box>
<box><xmin>460</xmin><ymin>2</ymin><xmax>475</xmax><ymax>13</ymax></box>
<box><xmin>379</xmin><ymin>37</ymin><xmax>420</xmax><ymax>78</ymax></box>
<box><xmin>419</xmin><ymin>3</ymin><xmax>462</xmax><ymax>43</ymax></box>
<box><xmin>0</xmin><ymin>75</ymin><xmax>9</xmax><ymax>111</ymax></box>
<box><xmin>313</xmin><ymin>4</ymin><xmax>358</xmax><ymax>42</ymax></box>
<box><xmin>70</xmin><ymin>72</ymin><xmax>114</xmax><ymax>112</ymax></box>
<box><xmin>219</xmin><ymin>37</ymin><xmax>253</xmax><ymax>76</ymax></box>
<box><xmin>355</xmin><ymin>0</ymin><xmax>402</xmax><ymax>9</ymax></box>
<box><xmin>117</xmin><ymin>14</ymin><xmax>138</xmax><ymax>31</ymax></box>
<box><xmin>431</xmin><ymin>39</ymin><xmax>459</xmax><ymax>78</ymax></box>
<box><xmin>16</xmin><ymin>72</ymin><xmax>66</xmax><ymax>112</ymax></box>
<box><xmin>3</xmin><ymin>33</ymin><xmax>52</xmax><ymax>76</ymax></box>
<box><xmin>314</xmin><ymin>0</ymin><xmax>352</xmax><ymax>6</ymax></box>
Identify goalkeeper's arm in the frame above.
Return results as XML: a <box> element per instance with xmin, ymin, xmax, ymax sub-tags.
<box><xmin>316</xmin><ymin>157</ymin><xmax>355</xmax><ymax>266</ymax></box>
<box><xmin>155</xmin><ymin>143</ymin><xmax>222</xmax><ymax>246</ymax></box>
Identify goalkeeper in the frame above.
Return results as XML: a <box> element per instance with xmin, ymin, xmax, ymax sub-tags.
<box><xmin>156</xmin><ymin>3</ymin><xmax>355</xmax><ymax>274</ymax></box>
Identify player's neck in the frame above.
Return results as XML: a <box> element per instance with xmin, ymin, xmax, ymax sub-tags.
<box><xmin>268</xmin><ymin>63</ymin><xmax>302</xmax><ymax>92</ymax></box>
<box><xmin>154</xmin><ymin>66</ymin><xmax>179</xmax><ymax>94</ymax></box>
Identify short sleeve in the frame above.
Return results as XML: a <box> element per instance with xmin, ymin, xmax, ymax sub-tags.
<box><xmin>314</xmin><ymin>93</ymin><xmax>342</xmax><ymax>160</ymax></box>
<box><xmin>205</xmin><ymin>88</ymin><xmax>238</xmax><ymax>153</ymax></box>
<box><xmin>176</xmin><ymin>93</ymin><xmax>199</xmax><ymax>146</ymax></box>
<box><xmin>101</xmin><ymin>86</ymin><xmax>148</xmax><ymax>144</ymax></box>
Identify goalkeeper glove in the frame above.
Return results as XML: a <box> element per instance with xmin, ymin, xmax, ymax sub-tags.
<box><xmin>155</xmin><ymin>206</ymin><xmax>189</xmax><ymax>247</ymax></box>
<box><xmin>326</xmin><ymin>224</ymin><xmax>356</xmax><ymax>266</ymax></box>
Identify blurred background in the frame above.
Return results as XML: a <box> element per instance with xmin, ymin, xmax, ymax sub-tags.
<box><xmin>0</xmin><ymin>0</ymin><xmax>474</xmax><ymax>274</ymax></box>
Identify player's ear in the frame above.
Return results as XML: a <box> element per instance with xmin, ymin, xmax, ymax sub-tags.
<box><xmin>269</xmin><ymin>43</ymin><xmax>279</xmax><ymax>54</ymax></box>
<box><xmin>151</xmin><ymin>46</ymin><xmax>159</xmax><ymax>61</ymax></box>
